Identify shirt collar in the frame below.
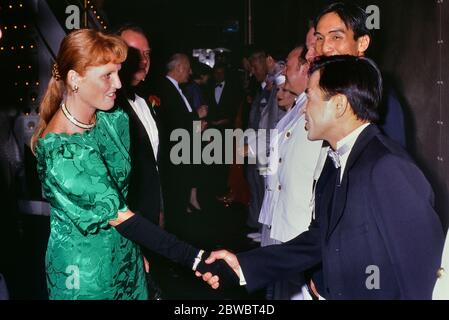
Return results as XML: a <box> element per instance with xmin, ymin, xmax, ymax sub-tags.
<box><xmin>294</xmin><ymin>92</ymin><xmax>307</xmax><ymax>111</ymax></box>
<box><xmin>336</xmin><ymin>123</ymin><xmax>371</xmax><ymax>152</ymax></box>
<box><xmin>166</xmin><ymin>75</ymin><xmax>180</xmax><ymax>90</ymax></box>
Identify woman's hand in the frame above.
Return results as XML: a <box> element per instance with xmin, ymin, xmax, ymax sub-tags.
<box><xmin>109</xmin><ymin>210</ymin><xmax>135</xmax><ymax>226</ymax></box>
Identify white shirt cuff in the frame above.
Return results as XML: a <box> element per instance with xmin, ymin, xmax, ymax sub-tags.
<box><xmin>238</xmin><ymin>266</ymin><xmax>247</xmax><ymax>286</ymax></box>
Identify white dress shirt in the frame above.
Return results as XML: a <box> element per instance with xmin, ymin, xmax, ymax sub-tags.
<box><xmin>214</xmin><ymin>81</ymin><xmax>225</xmax><ymax>104</ymax></box>
<box><xmin>335</xmin><ymin>123</ymin><xmax>371</xmax><ymax>181</ymax></box>
<box><xmin>128</xmin><ymin>94</ymin><xmax>159</xmax><ymax>160</ymax></box>
<box><xmin>166</xmin><ymin>75</ymin><xmax>193</xmax><ymax>112</ymax></box>
<box><xmin>258</xmin><ymin>93</ymin><xmax>323</xmax><ymax>243</ymax></box>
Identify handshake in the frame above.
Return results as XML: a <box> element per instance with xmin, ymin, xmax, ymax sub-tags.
<box><xmin>194</xmin><ymin>250</ymin><xmax>242</xmax><ymax>289</ymax></box>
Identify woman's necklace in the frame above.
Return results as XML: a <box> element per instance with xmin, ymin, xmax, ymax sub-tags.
<box><xmin>61</xmin><ymin>103</ymin><xmax>96</xmax><ymax>130</ymax></box>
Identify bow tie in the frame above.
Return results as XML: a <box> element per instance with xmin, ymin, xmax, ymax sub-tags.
<box><xmin>215</xmin><ymin>83</ymin><xmax>223</xmax><ymax>88</ymax></box>
<box><xmin>327</xmin><ymin>143</ymin><xmax>351</xmax><ymax>169</ymax></box>
<box><xmin>124</xmin><ymin>87</ymin><xmax>137</xmax><ymax>101</ymax></box>
<box><xmin>328</xmin><ymin>149</ymin><xmax>342</xmax><ymax>169</ymax></box>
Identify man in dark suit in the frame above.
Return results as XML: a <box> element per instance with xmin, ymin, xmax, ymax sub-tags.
<box><xmin>207</xmin><ymin>63</ymin><xmax>242</xmax><ymax>196</ymax></box>
<box><xmin>116</xmin><ymin>25</ymin><xmax>162</xmax><ymax>227</ymax></box>
<box><xmin>208</xmin><ymin>63</ymin><xmax>241</xmax><ymax>131</ymax></box>
<box><xmin>199</xmin><ymin>56</ymin><xmax>444</xmax><ymax>300</ymax></box>
<box><xmin>158</xmin><ymin>53</ymin><xmax>207</xmax><ymax>231</ymax></box>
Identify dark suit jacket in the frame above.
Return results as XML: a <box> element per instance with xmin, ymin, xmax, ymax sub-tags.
<box><xmin>237</xmin><ymin>125</ymin><xmax>444</xmax><ymax>299</ymax></box>
<box><xmin>208</xmin><ymin>81</ymin><xmax>241</xmax><ymax>130</ymax></box>
<box><xmin>116</xmin><ymin>90</ymin><xmax>161</xmax><ymax>224</ymax></box>
<box><xmin>157</xmin><ymin>77</ymin><xmax>199</xmax><ymax>171</ymax></box>
<box><xmin>379</xmin><ymin>86</ymin><xmax>406</xmax><ymax>148</ymax></box>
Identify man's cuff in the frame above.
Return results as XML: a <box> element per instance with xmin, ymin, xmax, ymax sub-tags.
<box><xmin>192</xmin><ymin>250</ymin><xmax>205</xmax><ymax>271</ymax></box>
<box><xmin>238</xmin><ymin>266</ymin><xmax>247</xmax><ymax>286</ymax></box>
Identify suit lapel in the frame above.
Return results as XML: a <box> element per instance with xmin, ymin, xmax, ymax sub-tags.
<box><xmin>117</xmin><ymin>90</ymin><xmax>158</xmax><ymax>164</ymax></box>
<box><xmin>326</xmin><ymin>124</ymin><xmax>380</xmax><ymax>240</ymax></box>
<box><xmin>218</xmin><ymin>83</ymin><xmax>228</xmax><ymax>106</ymax></box>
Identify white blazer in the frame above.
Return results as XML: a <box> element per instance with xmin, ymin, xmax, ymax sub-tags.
<box><xmin>433</xmin><ymin>232</ymin><xmax>449</xmax><ymax>300</ymax></box>
<box><xmin>258</xmin><ymin>94</ymin><xmax>323</xmax><ymax>243</ymax></box>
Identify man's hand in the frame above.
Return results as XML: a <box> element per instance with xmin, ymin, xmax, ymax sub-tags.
<box><xmin>109</xmin><ymin>210</ymin><xmax>135</xmax><ymax>227</ymax></box>
<box><xmin>197</xmin><ymin>105</ymin><xmax>208</xmax><ymax>119</ymax></box>
<box><xmin>200</xmin><ymin>120</ymin><xmax>208</xmax><ymax>132</ymax></box>
<box><xmin>239</xmin><ymin>144</ymin><xmax>249</xmax><ymax>157</ymax></box>
<box><xmin>195</xmin><ymin>250</ymin><xmax>241</xmax><ymax>289</ymax></box>
<box><xmin>143</xmin><ymin>256</ymin><xmax>150</xmax><ymax>273</ymax></box>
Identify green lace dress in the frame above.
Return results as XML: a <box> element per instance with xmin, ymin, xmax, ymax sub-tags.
<box><xmin>35</xmin><ymin>109</ymin><xmax>148</xmax><ymax>300</ymax></box>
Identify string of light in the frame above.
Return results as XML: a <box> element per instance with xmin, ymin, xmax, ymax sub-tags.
<box><xmin>86</xmin><ymin>0</ymin><xmax>108</xmax><ymax>30</ymax></box>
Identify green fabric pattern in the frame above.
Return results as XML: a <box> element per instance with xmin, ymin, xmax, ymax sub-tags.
<box><xmin>35</xmin><ymin>108</ymin><xmax>148</xmax><ymax>300</ymax></box>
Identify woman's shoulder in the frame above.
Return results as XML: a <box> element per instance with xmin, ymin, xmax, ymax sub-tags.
<box><xmin>35</xmin><ymin>131</ymin><xmax>112</xmax><ymax>190</ymax></box>
<box><xmin>96</xmin><ymin>106</ymin><xmax>128</xmax><ymax>126</ymax></box>
<box><xmin>95</xmin><ymin>107</ymin><xmax>130</xmax><ymax>150</ymax></box>
<box><xmin>35</xmin><ymin>130</ymin><xmax>100</xmax><ymax>169</ymax></box>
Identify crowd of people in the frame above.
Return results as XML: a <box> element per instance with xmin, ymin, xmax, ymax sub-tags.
<box><xmin>0</xmin><ymin>2</ymin><xmax>448</xmax><ymax>300</ymax></box>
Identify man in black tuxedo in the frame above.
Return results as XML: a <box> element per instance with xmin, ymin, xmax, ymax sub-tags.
<box><xmin>207</xmin><ymin>63</ymin><xmax>242</xmax><ymax>196</ymax></box>
<box><xmin>158</xmin><ymin>54</ymin><xmax>207</xmax><ymax>231</ymax></box>
<box><xmin>199</xmin><ymin>56</ymin><xmax>444</xmax><ymax>300</ymax></box>
<box><xmin>116</xmin><ymin>25</ymin><xmax>162</xmax><ymax>227</ymax></box>
<box><xmin>208</xmin><ymin>63</ymin><xmax>241</xmax><ymax>131</ymax></box>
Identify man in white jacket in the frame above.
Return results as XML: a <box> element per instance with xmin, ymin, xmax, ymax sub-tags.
<box><xmin>256</xmin><ymin>45</ymin><xmax>324</xmax><ymax>299</ymax></box>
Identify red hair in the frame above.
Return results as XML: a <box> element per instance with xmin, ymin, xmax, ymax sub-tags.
<box><xmin>31</xmin><ymin>29</ymin><xmax>127</xmax><ymax>151</ymax></box>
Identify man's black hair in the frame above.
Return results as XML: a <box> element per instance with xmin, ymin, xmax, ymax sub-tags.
<box><xmin>315</xmin><ymin>2</ymin><xmax>371</xmax><ymax>40</ymax></box>
<box><xmin>309</xmin><ymin>55</ymin><xmax>382</xmax><ymax>122</ymax></box>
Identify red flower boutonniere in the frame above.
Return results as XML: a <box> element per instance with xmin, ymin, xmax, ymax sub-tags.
<box><xmin>148</xmin><ymin>95</ymin><xmax>161</xmax><ymax>108</ymax></box>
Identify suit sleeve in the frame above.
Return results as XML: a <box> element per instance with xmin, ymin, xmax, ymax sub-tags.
<box><xmin>370</xmin><ymin>154</ymin><xmax>444</xmax><ymax>299</ymax></box>
<box><xmin>237</xmin><ymin>215</ymin><xmax>322</xmax><ymax>292</ymax></box>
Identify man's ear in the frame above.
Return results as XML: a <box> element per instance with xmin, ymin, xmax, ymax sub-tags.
<box><xmin>331</xmin><ymin>94</ymin><xmax>349</xmax><ymax>118</ymax></box>
<box><xmin>300</xmin><ymin>62</ymin><xmax>310</xmax><ymax>76</ymax></box>
<box><xmin>266</xmin><ymin>55</ymin><xmax>275</xmax><ymax>68</ymax></box>
<box><xmin>357</xmin><ymin>35</ymin><xmax>371</xmax><ymax>56</ymax></box>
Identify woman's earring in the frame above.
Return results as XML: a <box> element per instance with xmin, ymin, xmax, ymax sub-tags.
<box><xmin>73</xmin><ymin>85</ymin><xmax>79</xmax><ymax>93</ymax></box>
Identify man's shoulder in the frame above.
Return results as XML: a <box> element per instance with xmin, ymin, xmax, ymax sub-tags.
<box><xmin>362</xmin><ymin>133</ymin><xmax>426</xmax><ymax>183</ymax></box>
<box><xmin>157</xmin><ymin>77</ymin><xmax>179</xmax><ymax>98</ymax></box>
<box><xmin>349</xmin><ymin>130</ymin><xmax>417</xmax><ymax>182</ymax></box>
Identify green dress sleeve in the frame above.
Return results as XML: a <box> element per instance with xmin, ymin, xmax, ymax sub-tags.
<box><xmin>38</xmin><ymin>137</ymin><xmax>127</xmax><ymax>235</ymax></box>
